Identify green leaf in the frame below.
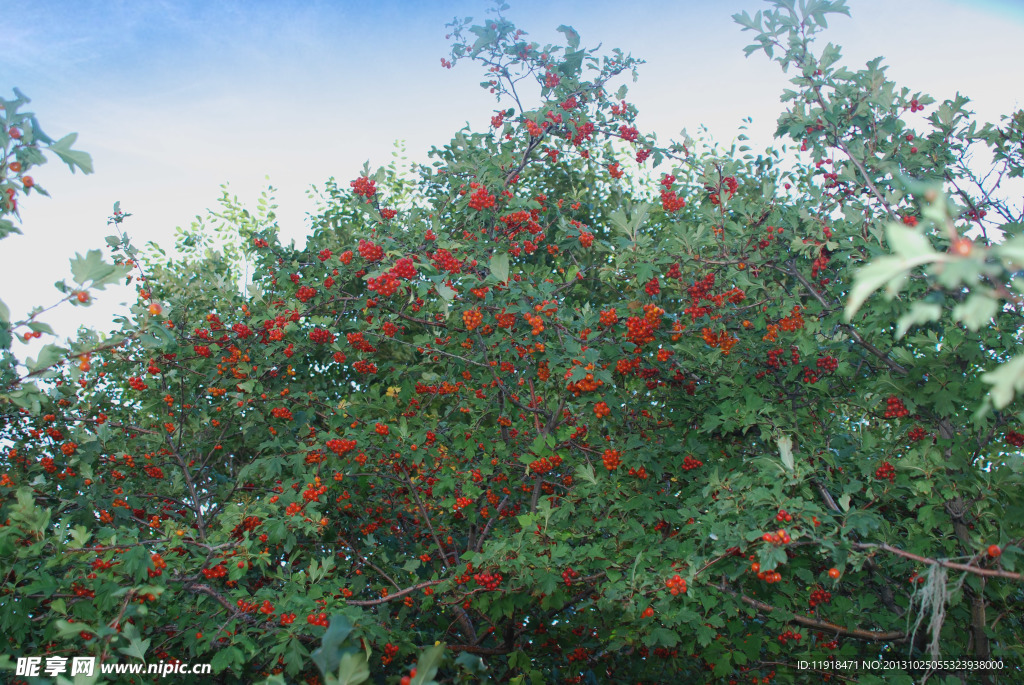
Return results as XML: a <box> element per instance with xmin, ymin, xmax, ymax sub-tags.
<box><xmin>777</xmin><ymin>435</ymin><xmax>794</xmax><ymax>472</ymax></box>
<box><xmin>952</xmin><ymin>294</ymin><xmax>998</xmax><ymax>332</ymax></box>
<box><xmin>49</xmin><ymin>133</ymin><xmax>94</xmax><ymax>174</ymax></box>
<box><xmin>895</xmin><ymin>301</ymin><xmax>942</xmax><ymax>339</ymax></box>
<box><xmin>410</xmin><ymin>643</ymin><xmax>446</xmax><ymax>685</ymax></box>
<box><xmin>69</xmin><ymin>249</ymin><xmax>125</xmax><ymax>288</ymax></box>
<box><xmin>312</xmin><ymin>615</ymin><xmax>357</xmax><ymax>677</ymax></box>
<box><xmin>334</xmin><ymin>652</ymin><xmax>370</xmax><ymax>685</ymax></box>
<box><xmin>886</xmin><ymin>222</ymin><xmax>934</xmax><ymax>259</ymax></box>
<box><xmin>27</xmin><ymin>343</ymin><xmax>66</xmax><ymax>373</ymax></box>
<box><xmin>574</xmin><ymin>463</ymin><xmax>597</xmax><ymax>486</ymax></box>
<box><xmin>844</xmin><ymin>256</ymin><xmax>909</xmax><ymax>320</ymax></box>
<box><xmin>455</xmin><ymin>651</ymin><xmax>487</xmax><ymax>674</ymax></box>
<box><xmin>982</xmin><ymin>355</ymin><xmax>1024</xmax><ymax>410</ymax></box>
<box><xmin>437</xmin><ymin>283</ymin><xmax>456</xmax><ymax>302</ymax></box>
<box><xmin>0</xmin><ymin>297</ymin><xmax>9</xmax><ymax>324</ymax></box>
<box><xmin>116</xmin><ymin>633</ymin><xmax>151</xmax><ymax>662</ymax></box>
<box><xmin>557</xmin><ymin>25</ymin><xmax>580</xmax><ymax>50</ymax></box>
<box><xmin>490</xmin><ymin>251</ymin><xmax>510</xmax><ymax>284</ymax></box>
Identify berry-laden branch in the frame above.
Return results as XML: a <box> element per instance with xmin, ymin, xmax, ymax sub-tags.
<box><xmin>713</xmin><ymin>581</ymin><xmax>907</xmax><ymax>642</ymax></box>
<box><xmin>786</xmin><ymin>259</ymin><xmax>908</xmax><ymax>375</ymax></box>
<box><xmin>344</xmin><ymin>579</ymin><xmax>445</xmax><ymax>607</ymax></box>
<box><xmin>851</xmin><ymin>542</ymin><xmax>1023</xmax><ymax>582</ymax></box>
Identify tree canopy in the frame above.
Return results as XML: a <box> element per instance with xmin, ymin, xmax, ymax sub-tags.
<box><xmin>2</xmin><ymin>1</ymin><xmax>1023</xmax><ymax>684</ymax></box>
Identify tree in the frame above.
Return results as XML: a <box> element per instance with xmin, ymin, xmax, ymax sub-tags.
<box><xmin>2</xmin><ymin>1</ymin><xmax>1023</xmax><ymax>683</ymax></box>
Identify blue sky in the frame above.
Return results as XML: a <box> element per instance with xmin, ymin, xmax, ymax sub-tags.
<box><xmin>3</xmin><ymin>0</ymin><xmax>1023</xmax><ymax>342</ymax></box>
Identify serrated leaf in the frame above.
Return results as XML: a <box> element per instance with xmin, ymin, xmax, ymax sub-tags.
<box><xmin>574</xmin><ymin>463</ymin><xmax>597</xmax><ymax>486</ymax></box>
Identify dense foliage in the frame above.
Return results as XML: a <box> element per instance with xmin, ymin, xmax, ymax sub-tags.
<box><xmin>2</xmin><ymin>2</ymin><xmax>1023</xmax><ymax>683</ymax></box>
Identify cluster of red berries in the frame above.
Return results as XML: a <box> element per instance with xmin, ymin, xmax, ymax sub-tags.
<box><xmin>357</xmin><ymin>239</ymin><xmax>384</xmax><ymax>262</ymax></box>
<box><xmin>875</xmin><ymin>461</ymin><xmax>896</xmax><ymax>483</ymax></box>
<box><xmin>809</xmin><ymin>588</ymin><xmax>832</xmax><ymax>608</ymax></box>
<box><xmin>907</xmin><ymin>98</ymin><xmax>925</xmax><ymax>112</ymax></box>
<box><xmin>194</xmin><ymin>345</ymin><xmax>211</xmax><ymax>358</ymax></box>
<box><xmin>751</xmin><ymin>563</ymin><xmax>783</xmax><ymax>583</ymax></box>
<box><xmin>593</xmin><ymin>401</ymin><xmax>611</xmax><ymax>418</ymax></box>
<box><xmin>306</xmin><ymin>612</ymin><xmax>329</xmax><ymax>626</ymax></box>
<box><xmin>367</xmin><ymin>274</ymin><xmax>400</xmax><ymax>298</ymax></box>
<box><xmin>347</xmin><ymin>332</ymin><xmax>377</xmax><ymax>353</ymax></box>
<box><xmin>350</xmin><ymin>176</ymin><xmax>376</xmax><ymax>198</ymax></box>
<box><xmin>816</xmin><ymin>355</ymin><xmax>838</xmax><ymax>372</ymax></box>
<box><xmin>398</xmin><ymin>669</ymin><xmax>418</xmax><ymax>685</ymax></box>
<box><xmin>202</xmin><ymin>563</ymin><xmax>227</xmax><ymax>579</ymax></box>
<box><xmin>562</xmin><ymin>567</ymin><xmax>580</xmax><ymax>586</ymax></box>
<box><xmin>453</xmin><ymin>496</ymin><xmax>473</xmax><ymax>511</ymax></box>
<box><xmin>682</xmin><ymin>455</ymin><xmax>703</xmax><ymax>471</ymax></box>
<box><xmin>462</xmin><ymin>309</ymin><xmax>483</xmax><ymax>330</ymax></box>
<box><xmin>602</xmin><ymin>448</ymin><xmax>622</xmax><ymax>471</ymax></box>
<box><xmin>309</xmin><ymin>328</ymin><xmax>334</xmax><ymax>345</ymax></box>
<box><xmin>270</xmin><ymin>407</ymin><xmax>293</xmax><ymax>421</ymax></box>
<box><xmin>326</xmin><ymin>439</ymin><xmax>357</xmax><ymax>455</ymax></box>
<box><xmin>661</xmin><ymin>189</ymin><xmax>686</xmax><ymax>212</ymax></box>
<box><xmin>302</xmin><ymin>482</ymin><xmax>327</xmax><ymax>503</ymax></box>
<box><xmin>1005</xmin><ymin>431</ymin><xmax>1024</xmax><ymax>448</ymax></box>
<box><xmin>883</xmin><ymin>395</ymin><xmax>909</xmax><ymax>419</ymax></box>
<box><xmin>775</xmin><ymin>509</ymin><xmax>793</xmax><ymax>523</ymax></box>
<box><xmin>352</xmin><ymin>360</ymin><xmax>378</xmax><ymax>374</ymax></box>
<box><xmin>279</xmin><ymin>613</ymin><xmax>296</xmax><ymax>625</ymax></box>
<box><xmin>665</xmin><ymin>574</ymin><xmax>687</xmax><ymax>596</ymax></box>
<box><xmin>393</xmin><ymin>257</ymin><xmax>416</xmax><ymax>279</ymax></box>
<box><xmin>148</xmin><ymin>553</ymin><xmax>167</xmax><ymax>578</ymax></box>
<box><xmin>810</xmin><ymin>249</ymin><xmax>830</xmax><ymax>279</ymax></box>
<box><xmin>908</xmin><ymin>427</ymin><xmax>928</xmax><ymax>442</ymax></box>
<box><xmin>474</xmin><ymin>571</ymin><xmax>502</xmax><ymax>591</ymax></box>
<box><xmin>619</xmin><ymin>125</ymin><xmax>639</xmax><ymax>142</ymax></box>
<box><xmin>296</xmin><ymin>285</ymin><xmax>317</xmax><ymax>303</ymax></box>
<box><xmin>128</xmin><ymin>376</ymin><xmax>149</xmax><ymax>391</ymax></box>
<box><xmin>777</xmin><ymin>630</ymin><xmax>803</xmax><ymax>645</ymax></box>
<box><xmin>431</xmin><ymin>248</ymin><xmax>463</xmax><ymax>274</ymax></box>
<box><xmin>236</xmin><ymin>599</ymin><xmax>260</xmax><ymax>613</ymax></box>
<box><xmin>623</xmin><ymin>316</ymin><xmax>657</xmax><ymax>346</ymax></box>
<box><xmin>763</xmin><ymin>529</ymin><xmax>791</xmax><ymax>545</ymax></box>
<box><xmin>468</xmin><ymin>184</ymin><xmax>496</xmax><ymax>210</ymax></box>
<box><xmin>529</xmin><ymin>454</ymin><xmax>562</xmax><ymax>475</ymax></box>
<box><xmin>374</xmin><ymin>422</ymin><xmax>389</xmax><ymax>436</ymax></box>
